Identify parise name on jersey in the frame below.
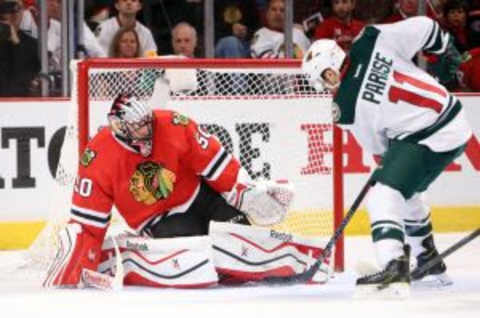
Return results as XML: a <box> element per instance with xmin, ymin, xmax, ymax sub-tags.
<box><xmin>362</xmin><ymin>52</ymin><xmax>393</xmax><ymax>105</ymax></box>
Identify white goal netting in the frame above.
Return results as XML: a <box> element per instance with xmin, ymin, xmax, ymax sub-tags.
<box><xmin>25</xmin><ymin>58</ymin><xmax>344</xmax><ymax>277</ymax></box>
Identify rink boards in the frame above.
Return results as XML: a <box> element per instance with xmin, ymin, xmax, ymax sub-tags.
<box><xmin>0</xmin><ymin>95</ymin><xmax>479</xmax><ymax>249</ymax></box>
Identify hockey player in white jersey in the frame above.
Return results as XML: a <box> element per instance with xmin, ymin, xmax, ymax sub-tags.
<box><xmin>302</xmin><ymin>16</ymin><xmax>472</xmax><ymax>295</ymax></box>
<box><xmin>250</xmin><ymin>0</ymin><xmax>310</xmax><ymax>58</ymax></box>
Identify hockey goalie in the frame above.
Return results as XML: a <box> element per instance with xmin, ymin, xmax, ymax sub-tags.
<box><xmin>43</xmin><ymin>94</ymin><xmax>331</xmax><ymax>289</ymax></box>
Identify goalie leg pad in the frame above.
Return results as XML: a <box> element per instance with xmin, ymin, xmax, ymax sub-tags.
<box><xmin>43</xmin><ymin>223</ymin><xmax>102</xmax><ymax>288</ymax></box>
<box><xmin>209</xmin><ymin>221</ymin><xmax>332</xmax><ymax>284</ymax></box>
<box><xmin>99</xmin><ymin>235</ymin><xmax>218</xmax><ymax>288</ymax></box>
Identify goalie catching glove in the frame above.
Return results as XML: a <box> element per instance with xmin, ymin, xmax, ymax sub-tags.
<box><xmin>224</xmin><ymin>174</ymin><xmax>294</xmax><ymax>226</ymax></box>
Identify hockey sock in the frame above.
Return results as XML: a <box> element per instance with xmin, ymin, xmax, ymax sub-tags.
<box><xmin>402</xmin><ymin>192</ymin><xmax>435</xmax><ymax>260</ymax></box>
<box><xmin>404</xmin><ymin>213</ymin><xmax>434</xmax><ymax>260</ymax></box>
<box><xmin>366</xmin><ymin>183</ymin><xmax>406</xmax><ymax>268</ymax></box>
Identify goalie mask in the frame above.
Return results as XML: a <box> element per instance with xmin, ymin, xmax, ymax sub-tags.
<box><xmin>108</xmin><ymin>94</ymin><xmax>153</xmax><ymax>157</ymax></box>
<box><xmin>302</xmin><ymin>39</ymin><xmax>346</xmax><ymax>92</ymax></box>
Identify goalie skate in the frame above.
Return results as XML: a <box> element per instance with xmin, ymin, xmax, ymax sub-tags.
<box><xmin>354</xmin><ymin>245</ymin><xmax>410</xmax><ymax>299</ymax></box>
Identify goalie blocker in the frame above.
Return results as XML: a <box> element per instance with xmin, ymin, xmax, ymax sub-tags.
<box><xmin>96</xmin><ymin>222</ymin><xmax>332</xmax><ymax>288</ymax></box>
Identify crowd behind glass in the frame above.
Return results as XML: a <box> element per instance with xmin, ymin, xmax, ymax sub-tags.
<box><xmin>0</xmin><ymin>0</ymin><xmax>479</xmax><ymax>97</ymax></box>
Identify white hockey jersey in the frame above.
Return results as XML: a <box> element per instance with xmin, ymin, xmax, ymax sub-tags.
<box><xmin>19</xmin><ymin>10</ymin><xmax>106</xmax><ymax>71</ymax></box>
<box><xmin>95</xmin><ymin>17</ymin><xmax>157</xmax><ymax>57</ymax></box>
<box><xmin>334</xmin><ymin>17</ymin><xmax>472</xmax><ymax>154</ymax></box>
<box><xmin>250</xmin><ymin>27</ymin><xmax>311</xmax><ymax>58</ymax></box>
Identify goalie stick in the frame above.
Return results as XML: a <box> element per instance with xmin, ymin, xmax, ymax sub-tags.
<box><xmin>265</xmin><ymin>177</ymin><xmax>377</xmax><ymax>285</ymax></box>
<box><xmin>411</xmin><ymin>228</ymin><xmax>480</xmax><ymax>278</ymax></box>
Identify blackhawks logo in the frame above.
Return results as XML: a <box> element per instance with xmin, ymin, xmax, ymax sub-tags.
<box><xmin>172</xmin><ymin>112</ymin><xmax>189</xmax><ymax>126</ymax></box>
<box><xmin>80</xmin><ymin>148</ymin><xmax>96</xmax><ymax>167</ymax></box>
<box><xmin>129</xmin><ymin>161</ymin><xmax>176</xmax><ymax>205</ymax></box>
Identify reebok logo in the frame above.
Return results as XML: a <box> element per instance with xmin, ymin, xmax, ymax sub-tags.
<box><xmin>270</xmin><ymin>229</ymin><xmax>293</xmax><ymax>242</ymax></box>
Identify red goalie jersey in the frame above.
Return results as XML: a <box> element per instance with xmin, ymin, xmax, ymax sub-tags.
<box><xmin>71</xmin><ymin>110</ymin><xmax>240</xmax><ymax>242</ymax></box>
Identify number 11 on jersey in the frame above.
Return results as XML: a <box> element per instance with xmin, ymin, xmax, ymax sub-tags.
<box><xmin>388</xmin><ymin>71</ymin><xmax>447</xmax><ymax>113</ymax></box>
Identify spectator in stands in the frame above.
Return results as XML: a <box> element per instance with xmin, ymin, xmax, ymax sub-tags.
<box><xmin>293</xmin><ymin>0</ymin><xmax>325</xmax><ymax>25</ymax></box>
<box><xmin>142</xmin><ymin>0</ymin><xmax>201</xmax><ymax>56</ymax></box>
<box><xmin>171</xmin><ymin>21</ymin><xmax>197</xmax><ymax>58</ymax></box>
<box><xmin>429</xmin><ymin>0</ymin><xmax>448</xmax><ymax>21</ymax></box>
<box><xmin>21</xmin><ymin>0</ymin><xmax>33</xmax><ymax>9</ymax></box>
<box><xmin>109</xmin><ymin>26</ymin><xmax>140</xmax><ymax>58</ymax></box>
<box><xmin>350</xmin><ymin>0</ymin><xmax>392</xmax><ymax>23</ymax></box>
<box><xmin>95</xmin><ymin>0</ymin><xmax>157</xmax><ymax>57</ymax></box>
<box><xmin>93</xmin><ymin>26</ymin><xmax>145</xmax><ymax>99</ymax></box>
<box><xmin>313</xmin><ymin>0</ymin><xmax>365</xmax><ymax>53</ymax></box>
<box><xmin>383</xmin><ymin>0</ymin><xmax>419</xmax><ymax>23</ymax></box>
<box><xmin>19</xmin><ymin>0</ymin><xmax>106</xmax><ymax>70</ymax></box>
<box><xmin>0</xmin><ymin>0</ymin><xmax>40</xmax><ymax>97</ymax></box>
<box><xmin>383</xmin><ymin>0</ymin><xmax>444</xmax><ymax>23</ymax></box>
<box><xmin>85</xmin><ymin>0</ymin><xmax>111</xmax><ymax>33</ymax></box>
<box><xmin>214</xmin><ymin>0</ymin><xmax>259</xmax><ymax>58</ymax></box>
<box><xmin>457</xmin><ymin>47</ymin><xmax>480</xmax><ymax>91</ymax></box>
<box><xmin>443</xmin><ymin>0</ymin><xmax>471</xmax><ymax>53</ymax></box>
<box><xmin>250</xmin><ymin>0</ymin><xmax>311</xmax><ymax>58</ymax></box>
<box><xmin>468</xmin><ymin>4</ymin><xmax>480</xmax><ymax>47</ymax></box>
<box><xmin>294</xmin><ymin>0</ymin><xmax>326</xmax><ymax>40</ymax></box>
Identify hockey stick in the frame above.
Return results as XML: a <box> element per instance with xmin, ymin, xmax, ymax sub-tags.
<box><xmin>265</xmin><ymin>177</ymin><xmax>376</xmax><ymax>285</ymax></box>
<box><xmin>411</xmin><ymin>228</ymin><xmax>480</xmax><ymax>278</ymax></box>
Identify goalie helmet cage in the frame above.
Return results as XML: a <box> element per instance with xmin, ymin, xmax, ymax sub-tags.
<box><xmin>71</xmin><ymin>58</ymin><xmax>344</xmax><ymax>271</ymax></box>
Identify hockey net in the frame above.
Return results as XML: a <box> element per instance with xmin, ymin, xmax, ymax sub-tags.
<box><xmin>27</xmin><ymin>58</ymin><xmax>344</xmax><ymax>277</ymax></box>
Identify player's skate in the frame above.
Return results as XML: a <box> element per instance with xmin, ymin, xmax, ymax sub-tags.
<box><xmin>354</xmin><ymin>245</ymin><xmax>410</xmax><ymax>299</ymax></box>
<box><xmin>410</xmin><ymin>235</ymin><xmax>452</xmax><ymax>287</ymax></box>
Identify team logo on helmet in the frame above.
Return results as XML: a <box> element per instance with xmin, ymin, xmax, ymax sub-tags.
<box><xmin>129</xmin><ymin>161</ymin><xmax>176</xmax><ymax>205</ymax></box>
<box><xmin>80</xmin><ymin>148</ymin><xmax>97</xmax><ymax>167</ymax></box>
<box><xmin>331</xmin><ymin>101</ymin><xmax>341</xmax><ymax>123</ymax></box>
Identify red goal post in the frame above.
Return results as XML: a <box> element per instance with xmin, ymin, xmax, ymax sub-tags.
<box><xmin>71</xmin><ymin>58</ymin><xmax>345</xmax><ymax>271</ymax></box>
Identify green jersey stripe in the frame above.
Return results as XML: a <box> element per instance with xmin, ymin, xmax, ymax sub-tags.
<box><xmin>334</xmin><ymin>26</ymin><xmax>380</xmax><ymax>124</ymax></box>
<box><xmin>425</xmin><ymin>26</ymin><xmax>449</xmax><ymax>55</ymax></box>
<box><xmin>424</xmin><ymin>20</ymin><xmax>439</xmax><ymax>51</ymax></box>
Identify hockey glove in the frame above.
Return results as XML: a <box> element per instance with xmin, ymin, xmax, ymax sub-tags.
<box><xmin>426</xmin><ymin>38</ymin><xmax>462</xmax><ymax>86</ymax></box>
<box><xmin>225</xmin><ymin>180</ymin><xmax>294</xmax><ymax>226</ymax></box>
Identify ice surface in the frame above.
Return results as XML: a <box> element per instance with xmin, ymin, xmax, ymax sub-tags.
<box><xmin>0</xmin><ymin>233</ymin><xmax>478</xmax><ymax>318</ymax></box>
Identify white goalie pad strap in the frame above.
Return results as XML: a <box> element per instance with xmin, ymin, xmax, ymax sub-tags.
<box><xmin>99</xmin><ymin>235</ymin><xmax>218</xmax><ymax>288</ymax></box>
<box><xmin>209</xmin><ymin>221</ymin><xmax>332</xmax><ymax>284</ymax></box>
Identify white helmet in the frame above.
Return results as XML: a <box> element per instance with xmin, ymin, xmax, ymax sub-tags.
<box><xmin>108</xmin><ymin>94</ymin><xmax>153</xmax><ymax>157</ymax></box>
<box><xmin>302</xmin><ymin>39</ymin><xmax>346</xmax><ymax>92</ymax></box>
